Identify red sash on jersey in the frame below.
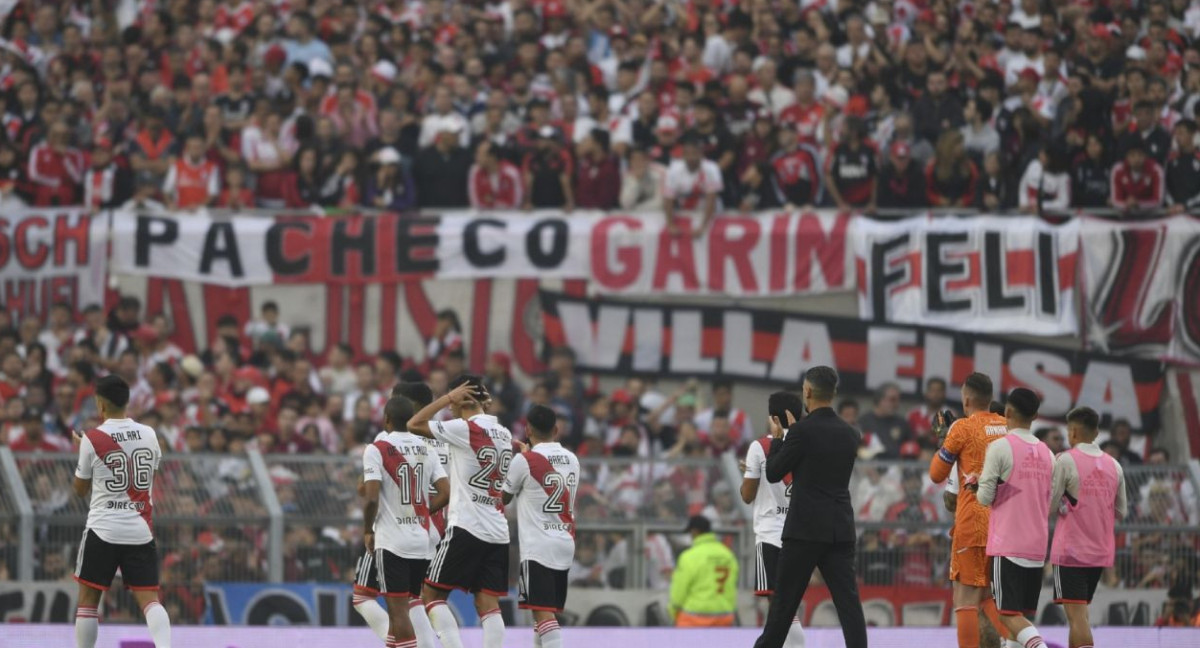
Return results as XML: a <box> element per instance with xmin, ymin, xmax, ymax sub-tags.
<box><xmin>85</xmin><ymin>428</ymin><xmax>154</xmax><ymax>532</ymax></box>
<box><xmin>373</xmin><ymin>440</ymin><xmax>430</xmax><ymax>529</ymax></box>
<box><xmin>758</xmin><ymin>437</ymin><xmax>792</xmax><ymax>486</ymax></box>
<box><xmin>467</xmin><ymin>420</ymin><xmax>506</xmax><ymax>513</ymax></box>
<box><xmin>523</xmin><ymin>451</ymin><xmax>575</xmax><ymax>537</ymax></box>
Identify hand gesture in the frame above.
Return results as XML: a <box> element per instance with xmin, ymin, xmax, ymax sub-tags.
<box><xmin>445</xmin><ymin>381</ymin><xmax>479</xmax><ymax>405</ymax></box>
<box><xmin>768</xmin><ymin>415</ymin><xmax>785</xmax><ymax>439</ymax></box>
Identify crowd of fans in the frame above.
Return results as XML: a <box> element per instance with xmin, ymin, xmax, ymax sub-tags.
<box><xmin>4</xmin><ymin>1</ymin><xmax>1200</xmax><ymax>223</ymax></box>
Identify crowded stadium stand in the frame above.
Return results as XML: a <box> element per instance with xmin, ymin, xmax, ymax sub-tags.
<box><xmin>2</xmin><ymin>0</ymin><xmax>1200</xmax><ymax>646</ymax></box>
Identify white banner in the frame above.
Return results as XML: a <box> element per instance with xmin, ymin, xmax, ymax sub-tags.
<box><xmin>853</xmin><ymin>216</ymin><xmax>1080</xmax><ymax>335</ymax></box>
<box><xmin>107</xmin><ymin>208</ymin><xmax>856</xmax><ymax>297</ymax></box>
<box><xmin>0</xmin><ymin>209</ymin><xmax>108</xmax><ymax>317</ymax></box>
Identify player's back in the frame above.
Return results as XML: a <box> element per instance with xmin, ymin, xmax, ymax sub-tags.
<box><xmin>365</xmin><ymin>431</ymin><xmax>439</xmax><ymax>559</ymax></box>
<box><xmin>947</xmin><ymin>411</ymin><xmax>1008</xmax><ymax>546</ymax></box>
<box><xmin>509</xmin><ymin>442</ymin><xmax>579</xmax><ymax>570</ymax></box>
<box><xmin>746</xmin><ymin>436</ymin><xmax>788</xmax><ymax>546</ymax></box>
<box><xmin>432</xmin><ymin>413</ymin><xmax>513</xmax><ymax>544</ymax></box>
<box><xmin>77</xmin><ymin>419</ymin><xmax>162</xmax><ymax>545</ymax></box>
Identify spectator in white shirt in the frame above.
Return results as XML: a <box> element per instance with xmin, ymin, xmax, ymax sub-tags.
<box><xmin>747</xmin><ymin>58</ymin><xmax>795</xmax><ymax>118</ymax></box>
<box><xmin>663</xmin><ymin>134</ymin><xmax>723</xmax><ymax>237</ymax></box>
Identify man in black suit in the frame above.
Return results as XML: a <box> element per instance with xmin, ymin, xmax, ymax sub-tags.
<box><xmin>753</xmin><ymin>366</ymin><xmax>868</xmax><ymax>648</ymax></box>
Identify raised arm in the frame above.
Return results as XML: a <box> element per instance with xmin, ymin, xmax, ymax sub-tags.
<box><xmin>407</xmin><ymin>382</ymin><xmax>477</xmax><ymax>438</ymax></box>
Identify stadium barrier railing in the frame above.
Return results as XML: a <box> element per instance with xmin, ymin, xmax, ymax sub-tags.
<box><xmin>3</xmin><ymin>448</ymin><xmax>1197</xmax><ymax>623</ymax></box>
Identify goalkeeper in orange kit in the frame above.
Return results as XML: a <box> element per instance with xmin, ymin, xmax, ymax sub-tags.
<box><xmin>928</xmin><ymin>372</ymin><xmax>1011</xmax><ymax>648</ymax></box>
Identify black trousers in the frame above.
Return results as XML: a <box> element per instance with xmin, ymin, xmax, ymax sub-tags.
<box><xmin>753</xmin><ymin>538</ymin><xmax>867</xmax><ymax>648</ymax></box>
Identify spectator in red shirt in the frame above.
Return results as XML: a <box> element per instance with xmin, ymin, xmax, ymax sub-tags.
<box><xmin>468</xmin><ymin>141</ymin><xmax>524</xmax><ymax>209</ymax></box>
<box><xmin>216</xmin><ymin>165</ymin><xmax>256</xmax><ymax>208</ymax></box>
<box><xmin>26</xmin><ymin>120</ymin><xmax>85</xmax><ymax>206</ymax></box>
<box><xmin>129</xmin><ymin>109</ymin><xmax>176</xmax><ymax>196</ymax></box>
<box><xmin>575</xmin><ymin>129</ymin><xmax>621</xmax><ymax>209</ymax></box>
<box><xmin>1111</xmin><ymin>140</ymin><xmax>1165</xmax><ymax>212</ymax></box>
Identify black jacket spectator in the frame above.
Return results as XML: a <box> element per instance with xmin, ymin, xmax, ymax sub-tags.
<box><xmin>912</xmin><ymin>72</ymin><xmax>964</xmax><ymax>145</ymax></box>
<box><xmin>413</xmin><ymin>142</ymin><xmax>471</xmax><ymax>208</ymax></box>
<box><xmin>877</xmin><ymin>143</ymin><xmax>927</xmax><ymax>209</ymax></box>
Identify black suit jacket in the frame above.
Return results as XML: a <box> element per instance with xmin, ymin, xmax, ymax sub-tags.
<box><xmin>766</xmin><ymin>407</ymin><xmax>862</xmax><ymax>543</ymax></box>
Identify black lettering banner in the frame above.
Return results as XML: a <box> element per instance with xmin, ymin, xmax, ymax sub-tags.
<box><xmin>539</xmin><ymin>291</ymin><xmax>1165</xmax><ymax>430</ymax></box>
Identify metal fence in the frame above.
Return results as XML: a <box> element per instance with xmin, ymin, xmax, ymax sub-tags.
<box><xmin>3</xmin><ymin>448</ymin><xmax>1198</xmax><ymax>624</ymax></box>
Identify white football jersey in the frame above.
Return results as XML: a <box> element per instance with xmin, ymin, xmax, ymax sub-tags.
<box><xmin>743</xmin><ymin>436</ymin><xmax>790</xmax><ymax>547</ymax></box>
<box><xmin>431</xmin><ymin>414</ymin><xmax>514</xmax><ymax>545</ymax></box>
<box><xmin>363</xmin><ymin>431</ymin><xmax>446</xmax><ymax>559</ymax></box>
<box><xmin>75</xmin><ymin>418</ymin><xmax>163</xmax><ymax>545</ymax></box>
<box><xmin>502</xmin><ymin>442</ymin><xmax>579</xmax><ymax>570</ymax></box>
<box><xmin>426</xmin><ymin>436</ymin><xmax>449</xmax><ymax>548</ymax></box>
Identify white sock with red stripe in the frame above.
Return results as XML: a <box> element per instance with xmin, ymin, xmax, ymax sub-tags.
<box><xmin>75</xmin><ymin>606</ymin><xmax>98</xmax><ymax>648</ymax></box>
<box><xmin>142</xmin><ymin>600</ymin><xmax>172</xmax><ymax>647</ymax></box>
<box><xmin>480</xmin><ymin>607</ymin><xmax>505</xmax><ymax>648</ymax></box>
<box><xmin>785</xmin><ymin>614</ymin><xmax>806</xmax><ymax>647</ymax></box>
<box><xmin>1016</xmin><ymin>626</ymin><xmax>1046</xmax><ymax>648</ymax></box>
<box><xmin>407</xmin><ymin>598</ymin><xmax>437</xmax><ymax>648</ymax></box>
<box><xmin>352</xmin><ymin>594</ymin><xmax>390</xmax><ymax>641</ymax></box>
<box><xmin>394</xmin><ymin>639</ymin><xmax>417</xmax><ymax>648</ymax></box>
<box><xmin>386</xmin><ymin>634</ymin><xmax>396</xmax><ymax>648</ymax></box>
<box><xmin>425</xmin><ymin>600</ymin><xmax>464</xmax><ymax>648</ymax></box>
<box><xmin>535</xmin><ymin>618</ymin><xmax>562</xmax><ymax>648</ymax></box>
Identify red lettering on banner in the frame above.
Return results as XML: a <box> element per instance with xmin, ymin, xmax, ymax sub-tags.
<box><xmin>794</xmin><ymin>212</ymin><xmax>848</xmax><ymax>290</ymax></box>
<box><xmin>591</xmin><ymin>216</ymin><xmax>642</xmax><ymax>289</ymax></box>
<box><xmin>202</xmin><ymin>286</ymin><xmax>251</xmax><ymax>348</ymax></box>
<box><xmin>1005</xmin><ymin>249</ymin><xmax>1035</xmax><ymax>287</ymax></box>
<box><xmin>652</xmin><ymin>229</ymin><xmax>700</xmax><ymax>291</ymax></box>
<box><xmin>15</xmin><ymin>216</ymin><xmax>49</xmax><ymax>269</ymax></box>
<box><xmin>769</xmin><ymin>214</ymin><xmax>789</xmax><ymax>292</ymax></box>
<box><xmin>1058</xmin><ymin>250</ymin><xmax>1077</xmax><ymax>292</ymax></box>
<box><xmin>45</xmin><ymin>277</ymin><xmax>78</xmax><ymax>314</ymax></box>
<box><xmin>54</xmin><ymin>214</ymin><xmax>91</xmax><ymax>265</ymax></box>
<box><xmin>708</xmin><ymin>217</ymin><xmax>760</xmax><ymax>292</ymax></box>
<box><xmin>469</xmin><ymin>279</ymin><xmax>493</xmax><ymax>371</ymax></box>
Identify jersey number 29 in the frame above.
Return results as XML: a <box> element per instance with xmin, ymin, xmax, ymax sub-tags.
<box><xmin>469</xmin><ymin>446</ymin><xmax>512</xmax><ymax>492</ymax></box>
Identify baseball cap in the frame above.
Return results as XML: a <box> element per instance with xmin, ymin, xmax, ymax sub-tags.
<box><xmin>371</xmin><ymin>60</ymin><xmax>398</xmax><ymax>84</ymax></box>
<box><xmin>376</xmin><ymin>147</ymin><xmax>402</xmax><ymax>165</ymax></box>
<box><xmin>246</xmin><ymin>386</ymin><xmax>271</xmax><ymax>406</ymax></box>
<box><xmin>890</xmin><ymin>141</ymin><xmax>911</xmax><ymax>158</ymax></box>
<box><xmin>610</xmin><ymin>389</ymin><xmax>632</xmax><ymax>405</ymax></box>
<box><xmin>308</xmin><ymin>58</ymin><xmax>333</xmax><ymax>79</ymax></box>
<box><xmin>656</xmin><ymin>115</ymin><xmax>680</xmax><ymax>133</ymax></box>
<box><xmin>1018</xmin><ymin>67</ymin><xmax>1041</xmax><ymax>83</ymax></box>
<box><xmin>544</xmin><ymin>0</ymin><xmax>567</xmax><ymax>18</ymax></box>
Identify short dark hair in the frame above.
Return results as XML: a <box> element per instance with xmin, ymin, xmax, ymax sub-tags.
<box><xmin>837</xmin><ymin>398</ymin><xmax>859</xmax><ymax>413</ymax></box>
<box><xmin>989</xmin><ymin>401</ymin><xmax>1005</xmax><ymax>415</ymax></box>
<box><xmin>873</xmin><ymin>383</ymin><xmax>899</xmax><ymax>403</ymax></box>
<box><xmin>1006</xmin><ymin>388</ymin><xmax>1041</xmax><ymax>421</ymax></box>
<box><xmin>712</xmin><ymin>378</ymin><xmax>734</xmax><ymax>392</ymax></box>
<box><xmin>392</xmin><ymin>382</ymin><xmax>433</xmax><ymax>408</ymax></box>
<box><xmin>768</xmin><ymin>391</ymin><xmax>804</xmax><ymax>423</ymax></box>
<box><xmin>448</xmin><ymin>373</ymin><xmax>486</xmax><ymax>403</ymax></box>
<box><xmin>963</xmin><ymin>372</ymin><xmax>994</xmax><ymax>403</ymax></box>
<box><xmin>216</xmin><ymin>314</ymin><xmax>239</xmax><ymax>328</ymax></box>
<box><xmin>927</xmin><ymin>377</ymin><xmax>947</xmax><ymax>390</ymax></box>
<box><xmin>1066</xmin><ymin>406</ymin><xmax>1100</xmax><ymax>432</ymax></box>
<box><xmin>383</xmin><ymin>395</ymin><xmax>415</xmax><ymax>430</ymax></box>
<box><xmin>262</xmin><ymin>301</ymin><xmax>279</xmax><ymax>313</ymax></box>
<box><xmin>803</xmin><ymin>366</ymin><xmax>838</xmax><ymax>401</ymax></box>
<box><xmin>95</xmin><ymin>374</ymin><xmax>131</xmax><ymax>408</ymax></box>
<box><xmin>377</xmin><ymin>350</ymin><xmax>403</xmax><ymax>373</ymax></box>
<box><xmin>526</xmin><ymin>404</ymin><xmax>557</xmax><ymax>438</ymax></box>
